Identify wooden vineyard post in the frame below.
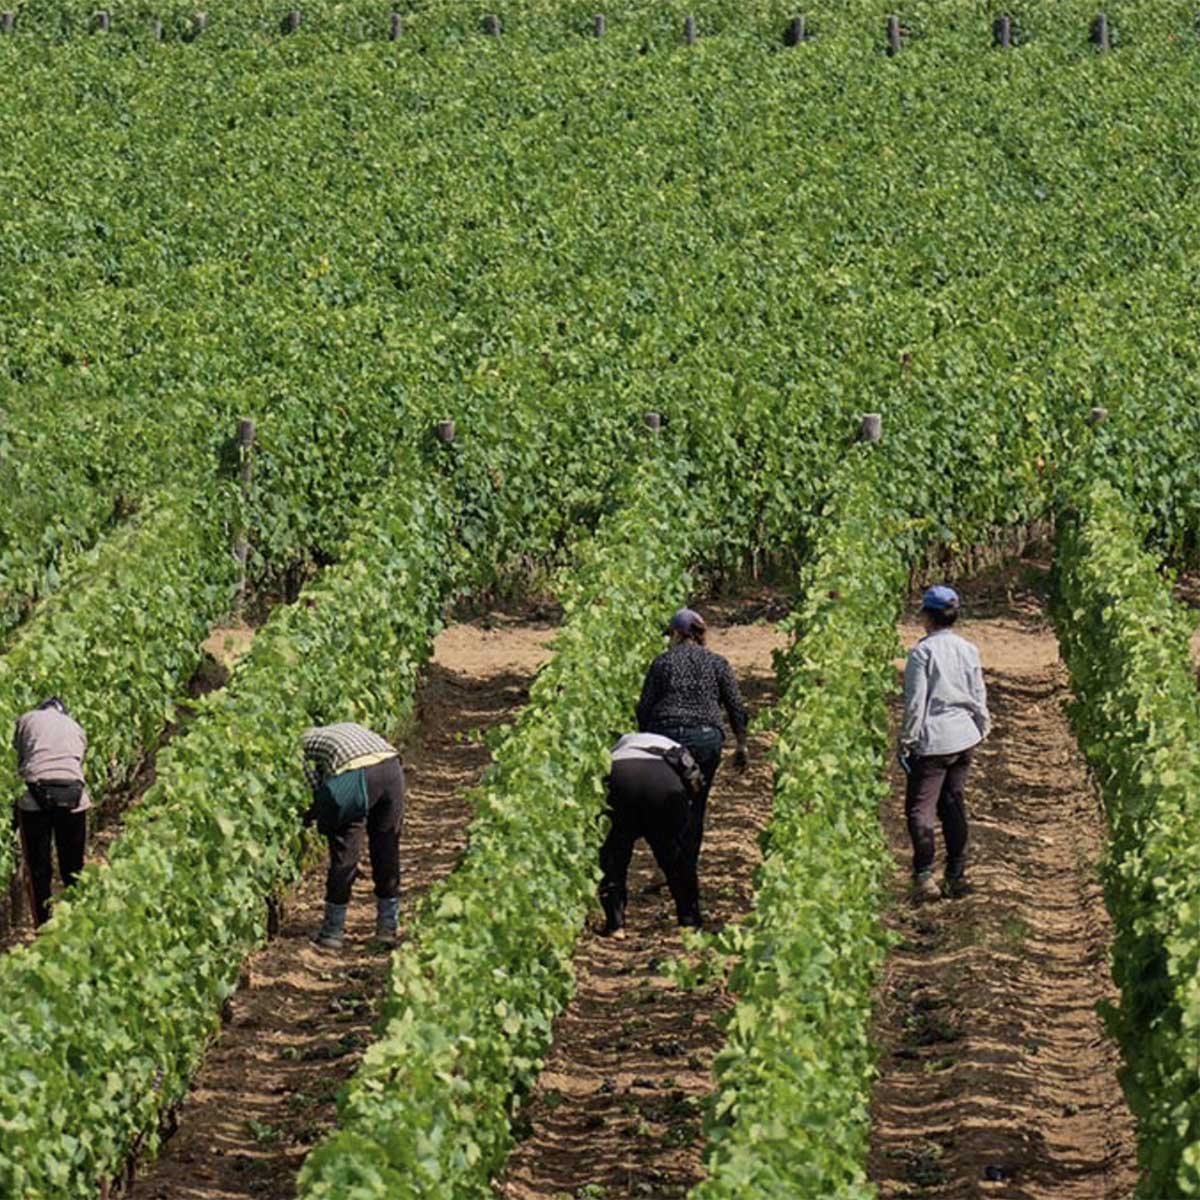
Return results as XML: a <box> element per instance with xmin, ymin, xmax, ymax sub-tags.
<box><xmin>994</xmin><ymin>14</ymin><xmax>1012</xmax><ymax>48</ymax></box>
<box><xmin>94</xmin><ymin>9</ymin><xmax>110</xmax><ymax>31</ymax></box>
<box><xmin>1090</xmin><ymin>406</ymin><xmax>1108</xmax><ymax>426</ymax></box>
<box><xmin>886</xmin><ymin>14</ymin><xmax>901</xmax><ymax>56</ymax></box>
<box><xmin>435</xmin><ymin>418</ymin><xmax>456</xmax><ymax>444</ymax></box>
<box><xmin>150</xmin><ymin>16</ymin><xmax>163</xmax><ymax>40</ymax></box>
<box><xmin>643</xmin><ymin>411</ymin><xmax>662</xmax><ymax>433</ymax></box>
<box><xmin>0</xmin><ymin>11</ymin><xmax>14</xmax><ymax>33</ymax></box>
<box><xmin>192</xmin><ymin>11</ymin><xmax>207</xmax><ymax>36</ymax></box>
<box><xmin>283</xmin><ymin>7</ymin><xmax>301</xmax><ymax>33</ymax></box>
<box><xmin>859</xmin><ymin>412</ymin><xmax>883</xmax><ymax>443</ymax></box>
<box><xmin>235</xmin><ymin>418</ymin><xmax>255</xmax><ymax>617</ymax></box>
<box><xmin>593</xmin><ymin>13</ymin><xmax>605</xmax><ymax>37</ymax></box>
<box><xmin>482</xmin><ymin>12</ymin><xmax>500</xmax><ymax>36</ymax></box>
<box><xmin>784</xmin><ymin>15</ymin><xmax>807</xmax><ymax>46</ymax></box>
<box><xmin>683</xmin><ymin>14</ymin><xmax>697</xmax><ymax>44</ymax></box>
<box><xmin>1091</xmin><ymin>12</ymin><xmax>1110</xmax><ymax>51</ymax></box>
<box><xmin>388</xmin><ymin>11</ymin><xmax>402</xmax><ymax>39</ymax></box>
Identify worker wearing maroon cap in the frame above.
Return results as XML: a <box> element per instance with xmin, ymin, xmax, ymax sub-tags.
<box><xmin>636</xmin><ymin>607</ymin><xmax>748</xmax><ymax>914</ymax></box>
<box><xmin>900</xmin><ymin>586</ymin><xmax>991</xmax><ymax>901</ymax></box>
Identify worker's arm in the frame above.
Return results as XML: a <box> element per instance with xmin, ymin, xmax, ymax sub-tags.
<box><xmin>635</xmin><ymin>657</ymin><xmax>664</xmax><ymax>732</ymax></box>
<box><xmin>900</xmin><ymin>647</ymin><xmax>928</xmax><ymax>753</ymax></box>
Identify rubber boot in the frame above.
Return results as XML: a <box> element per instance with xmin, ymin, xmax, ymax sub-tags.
<box><xmin>375</xmin><ymin>896</ymin><xmax>400</xmax><ymax>945</ymax></box>
<box><xmin>312</xmin><ymin>902</ymin><xmax>347</xmax><ymax>949</ymax></box>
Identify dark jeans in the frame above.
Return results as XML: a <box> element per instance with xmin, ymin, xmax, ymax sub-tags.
<box><xmin>17</xmin><ymin>806</ymin><xmax>88</xmax><ymax>926</ymax></box>
<box><xmin>600</xmin><ymin>757</ymin><xmax>699</xmax><ymax>928</ymax></box>
<box><xmin>905</xmin><ymin>748</ymin><xmax>973</xmax><ymax>880</ymax></box>
<box><xmin>325</xmin><ymin>758</ymin><xmax>405</xmax><ymax>905</ymax></box>
<box><xmin>647</xmin><ymin>724</ymin><xmax>724</xmax><ymax>867</ymax></box>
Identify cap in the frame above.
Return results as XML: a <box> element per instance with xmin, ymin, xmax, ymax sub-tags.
<box><xmin>668</xmin><ymin>607</ymin><xmax>706</xmax><ymax>636</ymax></box>
<box><xmin>920</xmin><ymin>585</ymin><xmax>960</xmax><ymax>613</ymax></box>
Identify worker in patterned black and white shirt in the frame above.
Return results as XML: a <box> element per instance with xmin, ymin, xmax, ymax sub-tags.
<box><xmin>636</xmin><ymin>608</ymin><xmax>748</xmax><ymax>882</ymax></box>
<box><xmin>300</xmin><ymin>722</ymin><xmax>405</xmax><ymax>949</ymax></box>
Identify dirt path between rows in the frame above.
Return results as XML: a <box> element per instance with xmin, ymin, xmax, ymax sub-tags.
<box><xmin>136</xmin><ymin>612</ymin><xmax>556</xmax><ymax>1200</ymax></box>
<box><xmin>494</xmin><ymin>595</ymin><xmax>788</xmax><ymax>1200</ymax></box>
<box><xmin>868</xmin><ymin>559</ymin><xmax>1138</xmax><ymax>1200</ymax></box>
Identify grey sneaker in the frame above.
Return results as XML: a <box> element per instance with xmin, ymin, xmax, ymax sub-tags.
<box><xmin>912</xmin><ymin>874</ymin><xmax>942</xmax><ymax>903</ymax></box>
<box><xmin>942</xmin><ymin>875</ymin><xmax>975</xmax><ymax>899</ymax></box>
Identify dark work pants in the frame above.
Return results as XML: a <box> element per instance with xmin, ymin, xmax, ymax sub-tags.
<box><xmin>905</xmin><ymin>748</ymin><xmax>973</xmax><ymax>880</ymax></box>
<box><xmin>325</xmin><ymin>758</ymin><xmax>405</xmax><ymax>905</ymax></box>
<box><xmin>647</xmin><ymin>724</ymin><xmax>724</xmax><ymax>869</ymax></box>
<box><xmin>600</xmin><ymin>758</ymin><xmax>700</xmax><ymax>927</ymax></box>
<box><xmin>17</xmin><ymin>806</ymin><xmax>88</xmax><ymax>926</ymax></box>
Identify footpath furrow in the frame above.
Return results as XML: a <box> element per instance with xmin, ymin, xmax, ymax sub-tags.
<box><xmin>494</xmin><ymin>602</ymin><xmax>786</xmax><ymax>1200</ymax></box>
<box><xmin>868</xmin><ymin>558</ymin><xmax>1138</xmax><ymax>1200</ymax></box>
<box><xmin>136</xmin><ymin>613</ymin><xmax>555</xmax><ymax>1200</ymax></box>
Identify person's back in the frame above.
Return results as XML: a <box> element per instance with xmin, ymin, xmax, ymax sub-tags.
<box><xmin>902</xmin><ymin>628</ymin><xmax>990</xmax><ymax>757</ymax></box>
<box><xmin>11</xmin><ymin>698</ymin><xmax>90</xmax><ymax>927</ymax></box>
<box><xmin>14</xmin><ymin>707</ymin><xmax>89</xmax><ymax>798</ymax></box>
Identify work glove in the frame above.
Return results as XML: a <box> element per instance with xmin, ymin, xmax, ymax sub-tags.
<box><xmin>733</xmin><ymin>744</ymin><xmax>750</xmax><ymax>772</ymax></box>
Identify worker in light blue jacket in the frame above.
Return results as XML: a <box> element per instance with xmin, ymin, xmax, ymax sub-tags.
<box><xmin>899</xmin><ymin>585</ymin><xmax>991</xmax><ymax>902</ymax></box>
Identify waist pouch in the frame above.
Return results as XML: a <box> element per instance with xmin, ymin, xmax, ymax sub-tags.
<box><xmin>29</xmin><ymin>779</ymin><xmax>85</xmax><ymax>810</ymax></box>
<box><xmin>643</xmin><ymin>745</ymin><xmax>705</xmax><ymax>797</ymax></box>
<box><xmin>313</xmin><ymin>767</ymin><xmax>369</xmax><ymax>834</ymax></box>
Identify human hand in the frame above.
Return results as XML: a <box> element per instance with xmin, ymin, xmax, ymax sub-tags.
<box><xmin>733</xmin><ymin>745</ymin><xmax>749</xmax><ymax>772</ymax></box>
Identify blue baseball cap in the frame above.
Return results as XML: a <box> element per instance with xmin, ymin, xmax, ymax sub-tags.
<box><xmin>921</xmin><ymin>585</ymin><xmax>960</xmax><ymax>613</ymax></box>
<box><xmin>668</xmin><ymin>607</ymin><xmax>706</xmax><ymax>635</ymax></box>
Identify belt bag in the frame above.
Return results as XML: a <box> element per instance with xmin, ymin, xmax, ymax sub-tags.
<box><xmin>29</xmin><ymin>779</ymin><xmax>85</xmax><ymax>810</ymax></box>
<box><xmin>644</xmin><ymin>745</ymin><xmax>705</xmax><ymax>797</ymax></box>
<box><xmin>313</xmin><ymin>767</ymin><xmax>369</xmax><ymax>834</ymax></box>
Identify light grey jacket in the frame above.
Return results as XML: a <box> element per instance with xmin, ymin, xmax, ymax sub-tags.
<box><xmin>901</xmin><ymin>629</ymin><xmax>991</xmax><ymax>757</ymax></box>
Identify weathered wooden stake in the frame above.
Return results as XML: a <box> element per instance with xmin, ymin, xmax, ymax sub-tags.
<box><xmin>859</xmin><ymin>412</ymin><xmax>883</xmax><ymax>443</ymax></box>
<box><xmin>266</xmin><ymin>896</ymin><xmax>285</xmax><ymax>938</ymax></box>
<box><xmin>483</xmin><ymin>12</ymin><xmax>500</xmax><ymax>35</ymax></box>
<box><xmin>1089</xmin><ymin>406</ymin><xmax>1108</xmax><ymax>426</ymax></box>
<box><xmin>283</xmin><ymin>7</ymin><xmax>301</xmax><ymax>32</ymax></box>
<box><xmin>193</xmin><ymin>11</ymin><xmax>208</xmax><ymax>34</ymax></box>
<box><xmin>1091</xmin><ymin>12</ymin><xmax>1110</xmax><ymax>51</ymax></box>
<box><xmin>643</xmin><ymin>412</ymin><xmax>662</xmax><ymax>433</ymax></box>
<box><xmin>235</xmin><ymin>418</ymin><xmax>255</xmax><ymax>614</ymax></box>
<box><xmin>435</xmin><ymin>418</ymin><xmax>456</xmax><ymax>444</ymax></box>
<box><xmin>94</xmin><ymin>9</ymin><xmax>110</xmax><ymax>31</ymax></box>
<box><xmin>993</xmin><ymin>14</ymin><xmax>1012</xmax><ymax>48</ymax></box>
<box><xmin>150</xmin><ymin>16</ymin><xmax>163</xmax><ymax>40</ymax></box>
<box><xmin>593</xmin><ymin>13</ymin><xmax>605</xmax><ymax>37</ymax></box>
<box><xmin>784</xmin><ymin>15</ymin><xmax>806</xmax><ymax>46</ymax></box>
<box><xmin>388</xmin><ymin>11</ymin><xmax>402</xmax><ymax>38</ymax></box>
<box><xmin>886</xmin><ymin>13</ymin><xmax>901</xmax><ymax>56</ymax></box>
<box><xmin>0</xmin><ymin>11</ymin><xmax>14</xmax><ymax>33</ymax></box>
<box><xmin>683</xmin><ymin>14</ymin><xmax>697</xmax><ymax>44</ymax></box>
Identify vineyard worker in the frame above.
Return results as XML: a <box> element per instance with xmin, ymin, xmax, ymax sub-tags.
<box><xmin>12</xmin><ymin>697</ymin><xmax>91</xmax><ymax>927</ymax></box>
<box><xmin>301</xmin><ymin>722</ymin><xmax>405</xmax><ymax>950</ymax></box>
<box><xmin>636</xmin><ymin>608</ymin><xmax>748</xmax><ymax>876</ymax></box>
<box><xmin>900</xmin><ymin>586</ymin><xmax>991</xmax><ymax>902</ymax></box>
<box><xmin>599</xmin><ymin>732</ymin><xmax>704</xmax><ymax>937</ymax></box>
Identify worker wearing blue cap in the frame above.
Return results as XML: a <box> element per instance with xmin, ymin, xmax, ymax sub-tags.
<box><xmin>899</xmin><ymin>585</ymin><xmax>991</xmax><ymax>901</ymax></box>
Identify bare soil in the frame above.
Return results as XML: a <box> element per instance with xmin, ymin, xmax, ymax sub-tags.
<box><xmin>494</xmin><ymin>599</ymin><xmax>788</xmax><ymax>1200</ymax></box>
<box><xmin>868</xmin><ymin>559</ymin><xmax>1138</xmax><ymax>1200</ymax></box>
<box><xmin>134</xmin><ymin>612</ymin><xmax>556</xmax><ymax>1200</ymax></box>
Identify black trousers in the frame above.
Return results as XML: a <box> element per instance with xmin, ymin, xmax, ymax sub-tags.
<box><xmin>600</xmin><ymin>757</ymin><xmax>700</xmax><ymax>927</ymax></box>
<box><xmin>324</xmin><ymin>758</ymin><xmax>405</xmax><ymax>905</ymax></box>
<box><xmin>905</xmin><ymin>748</ymin><xmax>973</xmax><ymax>880</ymax></box>
<box><xmin>17</xmin><ymin>806</ymin><xmax>88</xmax><ymax>926</ymax></box>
